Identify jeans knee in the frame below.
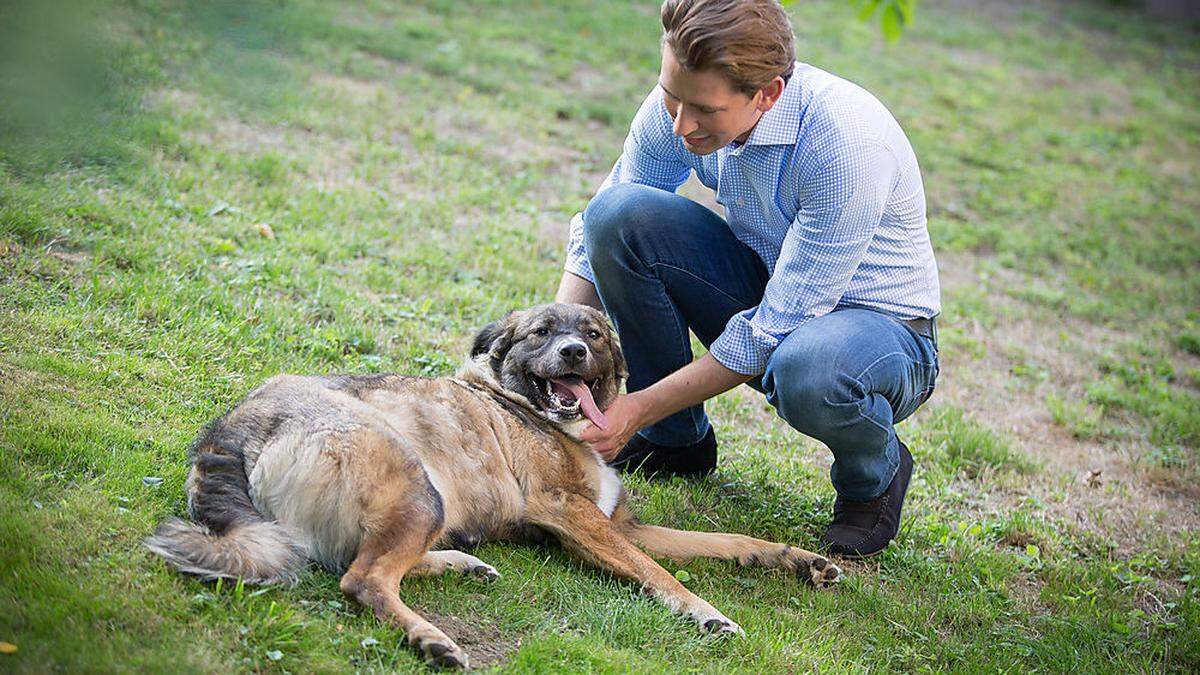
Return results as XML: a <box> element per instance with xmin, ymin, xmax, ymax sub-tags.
<box><xmin>583</xmin><ymin>183</ymin><xmax>665</xmax><ymax>255</ymax></box>
<box><xmin>765</xmin><ymin>342</ymin><xmax>853</xmax><ymax>435</ymax></box>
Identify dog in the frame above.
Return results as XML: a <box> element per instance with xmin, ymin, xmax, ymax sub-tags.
<box><xmin>146</xmin><ymin>303</ymin><xmax>841</xmax><ymax>668</ymax></box>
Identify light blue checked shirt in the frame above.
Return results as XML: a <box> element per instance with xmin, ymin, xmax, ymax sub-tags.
<box><xmin>565</xmin><ymin>62</ymin><xmax>941</xmax><ymax>376</ymax></box>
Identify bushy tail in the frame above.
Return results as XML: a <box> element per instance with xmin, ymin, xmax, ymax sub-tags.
<box><xmin>146</xmin><ymin>412</ymin><xmax>306</xmax><ymax>585</ymax></box>
<box><xmin>145</xmin><ymin>518</ymin><xmax>307</xmax><ymax>585</ymax></box>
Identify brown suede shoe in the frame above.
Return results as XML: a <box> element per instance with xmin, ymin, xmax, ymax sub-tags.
<box><xmin>608</xmin><ymin>428</ymin><xmax>717</xmax><ymax>479</ymax></box>
<box><xmin>821</xmin><ymin>440</ymin><xmax>913</xmax><ymax>559</ymax></box>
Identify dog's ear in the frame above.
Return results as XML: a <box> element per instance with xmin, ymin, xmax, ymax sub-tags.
<box><xmin>471</xmin><ymin>311</ymin><xmax>519</xmax><ymax>365</ymax></box>
<box><xmin>608</xmin><ymin>325</ymin><xmax>629</xmax><ymax>388</ymax></box>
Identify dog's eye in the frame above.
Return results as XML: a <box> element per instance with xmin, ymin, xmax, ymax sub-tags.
<box><xmin>533</xmin><ymin>327</ymin><xmax>550</xmax><ymax>337</ymax></box>
<box><xmin>586</xmin><ymin>330</ymin><xmax>602</xmax><ymax>340</ymax></box>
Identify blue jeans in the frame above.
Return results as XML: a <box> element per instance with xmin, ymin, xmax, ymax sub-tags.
<box><xmin>583</xmin><ymin>184</ymin><xmax>940</xmax><ymax>500</ymax></box>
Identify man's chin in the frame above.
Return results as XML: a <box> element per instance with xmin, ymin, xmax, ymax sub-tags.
<box><xmin>683</xmin><ymin>137</ymin><xmax>720</xmax><ymax>154</ymax></box>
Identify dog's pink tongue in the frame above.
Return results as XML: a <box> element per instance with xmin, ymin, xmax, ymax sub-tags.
<box><xmin>551</xmin><ymin>378</ymin><xmax>609</xmax><ymax>430</ymax></box>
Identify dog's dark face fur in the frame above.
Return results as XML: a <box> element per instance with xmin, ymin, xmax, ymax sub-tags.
<box><xmin>471</xmin><ymin>303</ymin><xmax>627</xmax><ymax>423</ymax></box>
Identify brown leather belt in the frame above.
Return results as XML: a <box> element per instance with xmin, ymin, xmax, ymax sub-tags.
<box><xmin>905</xmin><ymin>316</ymin><xmax>936</xmax><ymax>340</ymax></box>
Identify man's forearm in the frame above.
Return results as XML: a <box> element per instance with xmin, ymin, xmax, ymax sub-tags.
<box><xmin>555</xmin><ymin>271</ymin><xmax>603</xmax><ymax>310</ymax></box>
<box><xmin>634</xmin><ymin>352</ymin><xmax>754</xmax><ymax>428</ymax></box>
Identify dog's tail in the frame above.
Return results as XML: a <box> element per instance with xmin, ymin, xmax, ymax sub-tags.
<box><xmin>145</xmin><ymin>518</ymin><xmax>306</xmax><ymax>585</ymax></box>
<box><xmin>145</xmin><ymin>415</ymin><xmax>307</xmax><ymax>585</ymax></box>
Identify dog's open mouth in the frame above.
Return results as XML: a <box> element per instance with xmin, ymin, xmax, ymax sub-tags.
<box><xmin>529</xmin><ymin>374</ymin><xmax>608</xmax><ymax>429</ymax></box>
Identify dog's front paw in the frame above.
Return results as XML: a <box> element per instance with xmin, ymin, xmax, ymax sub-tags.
<box><xmin>698</xmin><ymin>613</ymin><xmax>744</xmax><ymax>637</ymax></box>
<box><xmin>774</xmin><ymin>546</ymin><xmax>842</xmax><ymax>589</ymax></box>
<box><xmin>805</xmin><ymin>554</ymin><xmax>842</xmax><ymax>588</ymax></box>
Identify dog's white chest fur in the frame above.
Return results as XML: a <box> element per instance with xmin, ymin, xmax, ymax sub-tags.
<box><xmin>559</xmin><ymin>418</ymin><xmax>622</xmax><ymax>517</ymax></box>
<box><xmin>593</xmin><ymin>455</ymin><xmax>623</xmax><ymax>517</ymax></box>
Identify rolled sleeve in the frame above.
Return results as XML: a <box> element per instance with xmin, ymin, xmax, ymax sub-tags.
<box><xmin>709</xmin><ymin>142</ymin><xmax>899</xmax><ymax>376</ymax></box>
<box><xmin>564</xmin><ymin>212</ymin><xmax>595</xmax><ymax>283</ymax></box>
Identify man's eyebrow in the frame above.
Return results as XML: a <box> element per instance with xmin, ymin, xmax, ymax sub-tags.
<box><xmin>658</xmin><ymin>81</ymin><xmax>723</xmax><ymax>111</ymax></box>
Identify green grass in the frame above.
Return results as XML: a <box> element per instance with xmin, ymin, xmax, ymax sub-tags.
<box><xmin>2</xmin><ymin>0</ymin><xmax>1198</xmax><ymax>671</ymax></box>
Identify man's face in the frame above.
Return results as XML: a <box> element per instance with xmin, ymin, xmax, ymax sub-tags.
<box><xmin>658</xmin><ymin>45</ymin><xmax>771</xmax><ymax>155</ymax></box>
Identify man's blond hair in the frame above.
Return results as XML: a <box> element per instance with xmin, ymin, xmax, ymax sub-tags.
<box><xmin>660</xmin><ymin>0</ymin><xmax>796</xmax><ymax>95</ymax></box>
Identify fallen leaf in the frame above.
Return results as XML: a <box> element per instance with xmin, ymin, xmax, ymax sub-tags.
<box><xmin>255</xmin><ymin>223</ymin><xmax>275</xmax><ymax>240</ymax></box>
<box><xmin>142</xmin><ymin>476</ymin><xmax>164</xmax><ymax>487</ymax></box>
<box><xmin>360</xmin><ymin>637</ymin><xmax>379</xmax><ymax>648</ymax></box>
<box><xmin>265</xmin><ymin>650</ymin><xmax>282</xmax><ymax>661</ymax></box>
<box><xmin>0</xmin><ymin>642</ymin><xmax>16</xmax><ymax>655</ymax></box>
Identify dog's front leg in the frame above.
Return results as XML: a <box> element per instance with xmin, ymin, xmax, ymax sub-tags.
<box><xmin>526</xmin><ymin>489</ymin><xmax>743</xmax><ymax>636</ymax></box>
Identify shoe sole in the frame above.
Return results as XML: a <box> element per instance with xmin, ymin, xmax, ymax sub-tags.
<box><xmin>828</xmin><ymin>541</ymin><xmax>891</xmax><ymax>560</ymax></box>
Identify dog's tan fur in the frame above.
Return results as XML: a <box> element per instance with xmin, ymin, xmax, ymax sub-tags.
<box><xmin>147</xmin><ymin>304</ymin><xmax>840</xmax><ymax>668</ymax></box>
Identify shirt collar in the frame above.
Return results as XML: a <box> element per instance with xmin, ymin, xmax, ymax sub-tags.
<box><xmin>737</xmin><ymin>66</ymin><xmax>802</xmax><ymax>148</ymax></box>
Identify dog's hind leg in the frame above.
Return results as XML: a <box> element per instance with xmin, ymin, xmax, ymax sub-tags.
<box><xmin>407</xmin><ymin>550</ymin><xmax>500</xmax><ymax>581</ymax></box>
<box><xmin>339</xmin><ymin>498</ymin><xmax>469</xmax><ymax>668</ymax></box>
<box><xmin>610</xmin><ymin>506</ymin><xmax>841</xmax><ymax>588</ymax></box>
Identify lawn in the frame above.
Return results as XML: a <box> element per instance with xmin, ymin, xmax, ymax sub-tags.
<box><xmin>1</xmin><ymin>0</ymin><xmax>1198</xmax><ymax>671</ymax></box>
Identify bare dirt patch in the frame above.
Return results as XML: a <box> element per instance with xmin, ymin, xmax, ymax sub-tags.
<box><xmin>933</xmin><ymin>250</ymin><xmax>1200</xmax><ymax>555</ymax></box>
<box><xmin>416</xmin><ymin>609</ymin><xmax>520</xmax><ymax>669</ymax></box>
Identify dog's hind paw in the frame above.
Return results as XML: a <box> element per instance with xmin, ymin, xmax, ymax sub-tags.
<box><xmin>420</xmin><ymin>637</ymin><xmax>469</xmax><ymax>669</ymax></box>
<box><xmin>468</xmin><ymin>563</ymin><xmax>501</xmax><ymax>582</ymax></box>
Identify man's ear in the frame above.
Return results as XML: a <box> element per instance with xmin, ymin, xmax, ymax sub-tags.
<box><xmin>471</xmin><ymin>311</ymin><xmax>519</xmax><ymax>364</ymax></box>
<box><xmin>755</xmin><ymin>75</ymin><xmax>786</xmax><ymax>113</ymax></box>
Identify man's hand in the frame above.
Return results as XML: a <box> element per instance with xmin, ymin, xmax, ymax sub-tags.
<box><xmin>580</xmin><ymin>392</ymin><xmax>651</xmax><ymax>462</ymax></box>
<box><xmin>579</xmin><ymin>353</ymin><xmax>756</xmax><ymax>463</ymax></box>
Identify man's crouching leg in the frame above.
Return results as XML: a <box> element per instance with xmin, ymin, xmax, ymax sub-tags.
<box><xmin>760</xmin><ymin>308</ymin><xmax>938</xmax><ymax>558</ymax></box>
<box><xmin>583</xmin><ymin>183</ymin><xmax>768</xmax><ymax>478</ymax></box>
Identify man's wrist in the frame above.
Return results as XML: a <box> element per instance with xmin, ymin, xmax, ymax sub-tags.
<box><xmin>625</xmin><ymin>389</ymin><xmax>661</xmax><ymax>430</ymax></box>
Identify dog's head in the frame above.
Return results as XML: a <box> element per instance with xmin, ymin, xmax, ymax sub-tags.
<box><xmin>470</xmin><ymin>303</ymin><xmax>627</xmax><ymax>425</ymax></box>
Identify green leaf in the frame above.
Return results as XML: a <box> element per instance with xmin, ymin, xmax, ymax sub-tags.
<box><xmin>857</xmin><ymin>0</ymin><xmax>882</xmax><ymax>22</ymax></box>
<box><xmin>674</xmin><ymin>569</ymin><xmax>692</xmax><ymax>583</ymax></box>
<box><xmin>881</xmin><ymin>4</ymin><xmax>904</xmax><ymax>42</ymax></box>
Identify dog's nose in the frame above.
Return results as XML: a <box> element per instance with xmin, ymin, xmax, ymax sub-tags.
<box><xmin>559</xmin><ymin>341</ymin><xmax>588</xmax><ymax>364</ymax></box>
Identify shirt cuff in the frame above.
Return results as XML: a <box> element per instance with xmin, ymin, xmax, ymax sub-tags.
<box><xmin>708</xmin><ymin>308</ymin><xmax>780</xmax><ymax>377</ymax></box>
<box><xmin>563</xmin><ymin>212</ymin><xmax>595</xmax><ymax>284</ymax></box>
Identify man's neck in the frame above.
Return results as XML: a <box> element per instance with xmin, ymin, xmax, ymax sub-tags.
<box><xmin>732</xmin><ymin>109</ymin><xmax>764</xmax><ymax>146</ymax></box>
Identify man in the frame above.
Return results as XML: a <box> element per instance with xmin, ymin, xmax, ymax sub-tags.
<box><xmin>555</xmin><ymin>0</ymin><xmax>940</xmax><ymax>559</ymax></box>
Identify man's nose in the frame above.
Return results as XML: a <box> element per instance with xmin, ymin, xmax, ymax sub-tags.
<box><xmin>672</xmin><ymin>108</ymin><xmax>697</xmax><ymax>137</ymax></box>
<box><xmin>559</xmin><ymin>341</ymin><xmax>588</xmax><ymax>365</ymax></box>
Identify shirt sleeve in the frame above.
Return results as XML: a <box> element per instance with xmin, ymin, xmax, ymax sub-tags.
<box><xmin>564</xmin><ymin>86</ymin><xmax>693</xmax><ymax>283</ymax></box>
<box><xmin>708</xmin><ymin>142</ymin><xmax>899</xmax><ymax>376</ymax></box>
